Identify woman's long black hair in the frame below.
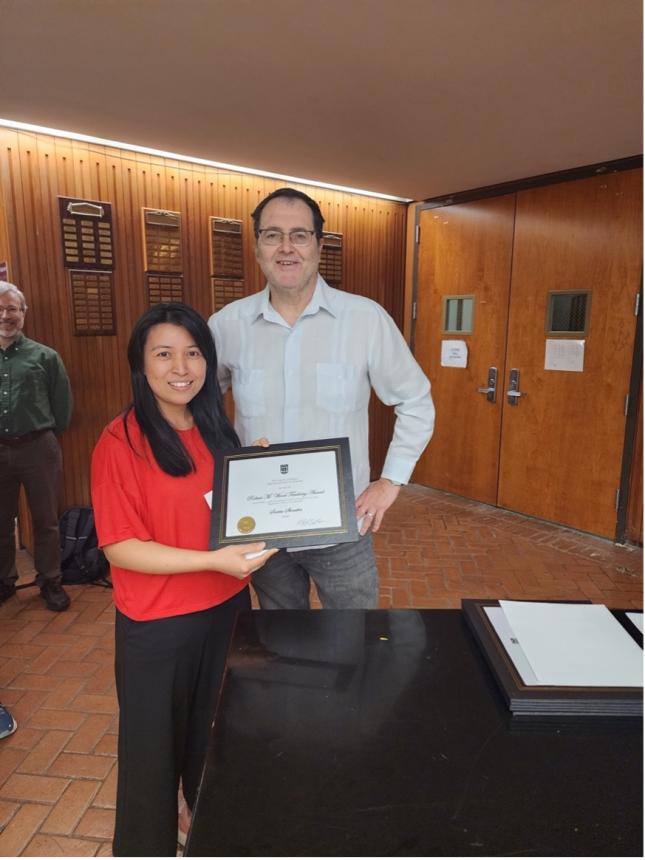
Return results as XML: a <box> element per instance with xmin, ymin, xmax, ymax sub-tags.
<box><xmin>124</xmin><ymin>302</ymin><xmax>239</xmax><ymax>475</ymax></box>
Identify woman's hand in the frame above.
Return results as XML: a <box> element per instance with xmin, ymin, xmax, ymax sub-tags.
<box><xmin>103</xmin><ymin>538</ymin><xmax>278</xmax><ymax>578</ymax></box>
<box><xmin>209</xmin><ymin>542</ymin><xmax>278</xmax><ymax>579</ymax></box>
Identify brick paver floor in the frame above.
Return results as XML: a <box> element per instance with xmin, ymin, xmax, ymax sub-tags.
<box><xmin>0</xmin><ymin>484</ymin><xmax>642</xmax><ymax>855</ymax></box>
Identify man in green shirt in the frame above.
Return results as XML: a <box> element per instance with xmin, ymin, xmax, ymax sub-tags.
<box><xmin>0</xmin><ymin>281</ymin><xmax>73</xmax><ymax>611</ymax></box>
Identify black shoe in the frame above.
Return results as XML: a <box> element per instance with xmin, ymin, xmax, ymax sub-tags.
<box><xmin>0</xmin><ymin>582</ymin><xmax>17</xmax><ymax>605</ymax></box>
<box><xmin>40</xmin><ymin>581</ymin><xmax>71</xmax><ymax>612</ymax></box>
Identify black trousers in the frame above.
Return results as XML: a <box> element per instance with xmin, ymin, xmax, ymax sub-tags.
<box><xmin>113</xmin><ymin>588</ymin><xmax>251</xmax><ymax>856</ymax></box>
<box><xmin>0</xmin><ymin>430</ymin><xmax>63</xmax><ymax>586</ymax></box>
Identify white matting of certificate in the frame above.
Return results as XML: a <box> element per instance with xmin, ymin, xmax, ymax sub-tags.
<box><xmin>225</xmin><ymin>450</ymin><xmax>342</xmax><ymax>538</ymax></box>
<box><xmin>499</xmin><ymin>601</ymin><xmax>643</xmax><ymax>687</ymax></box>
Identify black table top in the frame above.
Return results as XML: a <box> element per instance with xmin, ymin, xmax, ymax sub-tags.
<box><xmin>186</xmin><ymin>609</ymin><xmax>643</xmax><ymax>857</ymax></box>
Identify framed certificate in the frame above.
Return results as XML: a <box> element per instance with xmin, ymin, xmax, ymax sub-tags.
<box><xmin>210</xmin><ymin>438</ymin><xmax>359</xmax><ymax>549</ymax></box>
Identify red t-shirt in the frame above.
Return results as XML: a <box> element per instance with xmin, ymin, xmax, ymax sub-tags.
<box><xmin>91</xmin><ymin>413</ymin><xmax>246</xmax><ymax>621</ymax></box>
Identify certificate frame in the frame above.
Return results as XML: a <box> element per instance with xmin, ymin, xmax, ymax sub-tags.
<box><xmin>210</xmin><ymin>438</ymin><xmax>358</xmax><ymax>550</ymax></box>
<box><xmin>462</xmin><ymin>598</ymin><xmax>643</xmax><ymax>717</ymax></box>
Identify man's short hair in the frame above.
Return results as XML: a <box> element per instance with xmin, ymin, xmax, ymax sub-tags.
<box><xmin>251</xmin><ymin>188</ymin><xmax>325</xmax><ymax>239</ymax></box>
<box><xmin>0</xmin><ymin>281</ymin><xmax>27</xmax><ymax>311</ymax></box>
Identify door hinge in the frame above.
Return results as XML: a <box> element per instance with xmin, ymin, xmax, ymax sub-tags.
<box><xmin>412</xmin><ymin>301</ymin><xmax>417</xmax><ymax>320</ymax></box>
<box><xmin>624</xmin><ymin>394</ymin><xmax>630</xmax><ymax>416</ymax></box>
<box><xmin>615</xmin><ymin>488</ymin><xmax>621</xmax><ymax>511</ymax></box>
<box><xmin>634</xmin><ymin>294</ymin><xmax>640</xmax><ymax>317</ymax></box>
<box><xmin>415</xmin><ymin>224</ymin><xmax>420</xmax><ymax>244</ymax></box>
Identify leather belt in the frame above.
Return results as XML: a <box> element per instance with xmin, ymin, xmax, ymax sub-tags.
<box><xmin>0</xmin><ymin>429</ymin><xmax>51</xmax><ymax>446</ymax></box>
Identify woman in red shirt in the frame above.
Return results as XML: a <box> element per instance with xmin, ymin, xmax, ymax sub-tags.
<box><xmin>92</xmin><ymin>303</ymin><xmax>276</xmax><ymax>856</ymax></box>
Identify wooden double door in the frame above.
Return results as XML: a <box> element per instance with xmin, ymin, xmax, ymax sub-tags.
<box><xmin>413</xmin><ymin>169</ymin><xmax>642</xmax><ymax>539</ymax></box>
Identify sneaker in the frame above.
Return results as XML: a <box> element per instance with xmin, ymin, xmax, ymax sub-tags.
<box><xmin>0</xmin><ymin>704</ymin><xmax>17</xmax><ymax>739</ymax></box>
<box><xmin>40</xmin><ymin>581</ymin><xmax>71</xmax><ymax>612</ymax></box>
<box><xmin>0</xmin><ymin>581</ymin><xmax>16</xmax><ymax>605</ymax></box>
<box><xmin>177</xmin><ymin>795</ymin><xmax>192</xmax><ymax>848</ymax></box>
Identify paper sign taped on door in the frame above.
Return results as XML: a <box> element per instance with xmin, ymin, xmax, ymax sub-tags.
<box><xmin>544</xmin><ymin>339</ymin><xmax>585</xmax><ymax>372</ymax></box>
<box><xmin>441</xmin><ymin>340</ymin><xmax>468</xmax><ymax>368</ymax></box>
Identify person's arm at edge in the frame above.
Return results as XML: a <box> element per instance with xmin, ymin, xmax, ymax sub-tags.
<box><xmin>104</xmin><ymin>538</ymin><xmax>278</xmax><ymax>580</ymax></box>
<box><xmin>48</xmin><ymin>351</ymin><xmax>73</xmax><ymax>433</ymax></box>
<box><xmin>356</xmin><ymin>306</ymin><xmax>435</xmax><ymax>534</ymax></box>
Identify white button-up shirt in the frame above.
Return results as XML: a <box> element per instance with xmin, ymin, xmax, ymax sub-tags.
<box><xmin>209</xmin><ymin>277</ymin><xmax>434</xmax><ymax>497</ymax></box>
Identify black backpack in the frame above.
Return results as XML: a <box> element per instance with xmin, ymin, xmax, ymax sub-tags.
<box><xmin>59</xmin><ymin>507</ymin><xmax>111</xmax><ymax>587</ymax></box>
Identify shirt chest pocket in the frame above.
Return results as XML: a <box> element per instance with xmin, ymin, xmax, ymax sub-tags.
<box><xmin>316</xmin><ymin>363</ymin><xmax>365</xmax><ymax>414</ymax></box>
<box><xmin>20</xmin><ymin>365</ymin><xmax>46</xmax><ymax>397</ymax></box>
<box><xmin>232</xmin><ymin>368</ymin><xmax>266</xmax><ymax>418</ymax></box>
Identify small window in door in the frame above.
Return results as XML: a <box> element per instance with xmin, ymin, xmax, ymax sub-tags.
<box><xmin>443</xmin><ymin>295</ymin><xmax>474</xmax><ymax>334</ymax></box>
<box><xmin>546</xmin><ymin>290</ymin><xmax>590</xmax><ymax>336</ymax></box>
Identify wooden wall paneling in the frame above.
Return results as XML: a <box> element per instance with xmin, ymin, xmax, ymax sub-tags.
<box><xmin>180</xmin><ymin>163</ymin><xmax>203</xmax><ymax>314</ymax></box>
<box><xmin>105</xmin><ymin>147</ymin><xmax>136</xmax><ymax>423</ymax></box>
<box><xmin>205</xmin><ymin>174</ymin><xmax>218</xmax><ymax>313</ymax></box>
<box><xmin>343</xmin><ymin>193</ymin><xmax>355</xmax><ymax>285</ymax></box>
<box><xmin>125</xmin><ymin>153</ymin><xmax>147</xmax><ymax>322</ymax></box>
<box><xmin>42</xmin><ymin>138</ymin><xmax>84</xmax><ymax>506</ymax></box>
<box><xmin>0</xmin><ymin>131</ymin><xmax>408</xmax><ymax>515</ymax></box>
<box><xmin>0</xmin><ymin>154</ymin><xmax>12</xmax><ymax>269</ymax></box>
<box><xmin>197</xmin><ymin>166</ymin><xmax>213</xmax><ymax>315</ymax></box>
<box><xmin>376</xmin><ymin>206</ymin><xmax>389</xmax><ymax>310</ymax></box>
<box><xmin>62</xmin><ymin>141</ymin><xmax>97</xmax><ymax>505</ymax></box>
<box><xmin>369</xmin><ymin>204</ymin><xmax>380</xmax><ymax>304</ymax></box>
<box><xmin>0</xmin><ymin>131</ymin><xmax>18</xmax><ymax>280</ymax></box>
<box><xmin>0</xmin><ymin>132</ymin><xmax>33</xmax><ymax>552</ymax></box>
<box><xmin>403</xmin><ymin>203</ymin><xmax>417</xmax><ymax>342</ymax></box>
<box><xmin>219</xmin><ymin>171</ymin><xmax>233</xmax><ymax>220</ymax></box>
<box><xmin>625</xmin><ymin>384</ymin><xmax>643</xmax><ymax>544</ymax></box>
<box><xmin>12</xmin><ymin>138</ymin><xmax>37</xmax><ymax>310</ymax></box>
<box><xmin>74</xmin><ymin>142</ymin><xmax>111</xmax><ymax>500</ymax></box>
<box><xmin>194</xmin><ymin>166</ymin><xmax>210</xmax><ymax>317</ymax></box>
<box><xmin>240</xmin><ymin>173</ymin><xmax>261</xmax><ymax>299</ymax></box>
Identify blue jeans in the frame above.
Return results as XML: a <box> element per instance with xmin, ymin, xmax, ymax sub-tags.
<box><xmin>251</xmin><ymin>534</ymin><xmax>378</xmax><ymax>609</ymax></box>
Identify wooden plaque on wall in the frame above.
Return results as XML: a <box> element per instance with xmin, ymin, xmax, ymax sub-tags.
<box><xmin>69</xmin><ymin>269</ymin><xmax>115</xmax><ymax>335</ymax></box>
<box><xmin>59</xmin><ymin>197</ymin><xmax>114</xmax><ymax>269</ymax></box>
<box><xmin>142</xmin><ymin>208</ymin><xmax>183</xmax><ymax>273</ymax></box>
<box><xmin>147</xmin><ymin>273</ymin><xmax>184</xmax><ymax>305</ymax></box>
<box><xmin>209</xmin><ymin>217</ymin><xmax>245</xmax><ymax>311</ymax></box>
<box><xmin>320</xmin><ymin>231</ymin><xmax>343</xmax><ymax>288</ymax></box>
<box><xmin>211</xmin><ymin>278</ymin><xmax>245</xmax><ymax>312</ymax></box>
<box><xmin>210</xmin><ymin>217</ymin><xmax>244</xmax><ymax>279</ymax></box>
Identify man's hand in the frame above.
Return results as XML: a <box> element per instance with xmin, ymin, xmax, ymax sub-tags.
<box><xmin>355</xmin><ymin>478</ymin><xmax>401</xmax><ymax>535</ymax></box>
<box><xmin>250</xmin><ymin>437</ymin><xmax>270</xmax><ymax>447</ymax></box>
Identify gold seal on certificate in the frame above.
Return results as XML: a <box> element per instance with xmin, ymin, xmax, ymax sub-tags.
<box><xmin>237</xmin><ymin>516</ymin><xmax>256</xmax><ymax>534</ymax></box>
<box><xmin>210</xmin><ymin>438</ymin><xmax>359</xmax><ymax>550</ymax></box>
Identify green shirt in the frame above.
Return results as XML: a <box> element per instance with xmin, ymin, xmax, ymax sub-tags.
<box><xmin>0</xmin><ymin>334</ymin><xmax>73</xmax><ymax>437</ymax></box>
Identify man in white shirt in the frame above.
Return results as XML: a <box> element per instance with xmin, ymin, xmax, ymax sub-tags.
<box><xmin>209</xmin><ymin>188</ymin><xmax>434</xmax><ymax>609</ymax></box>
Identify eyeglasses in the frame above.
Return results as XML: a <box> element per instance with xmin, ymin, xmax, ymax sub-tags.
<box><xmin>257</xmin><ymin>229</ymin><xmax>317</xmax><ymax>247</ymax></box>
<box><xmin>0</xmin><ymin>305</ymin><xmax>23</xmax><ymax>318</ymax></box>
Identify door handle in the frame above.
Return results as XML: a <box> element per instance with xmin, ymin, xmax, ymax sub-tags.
<box><xmin>506</xmin><ymin>368</ymin><xmax>524</xmax><ymax>406</ymax></box>
<box><xmin>477</xmin><ymin>367</ymin><xmax>497</xmax><ymax>402</ymax></box>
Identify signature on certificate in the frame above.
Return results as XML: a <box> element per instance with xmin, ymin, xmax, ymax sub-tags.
<box><xmin>296</xmin><ymin>517</ymin><xmax>326</xmax><ymax>527</ymax></box>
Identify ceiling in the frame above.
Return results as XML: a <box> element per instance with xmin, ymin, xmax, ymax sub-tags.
<box><xmin>0</xmin><ymin>0</ymin><xmax>641</xmax><ymax>201</ymax></box>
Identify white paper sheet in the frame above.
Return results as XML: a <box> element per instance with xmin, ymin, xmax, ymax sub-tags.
<box><xmin>544</xmin><ymin>338</ymin><xmax>585</xmax><ymax>372</ymax></box>
<box><xmin>499</xmin><ymin>601</ymin><xmax>643</xmax><ymax>687</ymax></box>
<box><xmin>440</xmin><ymin>339</ymin><xmax>468</xmax><ymax>368</ymax></box>
<box><xmin>626</xmin><ymin>612</ymin><xmax>643</xmax><ymax>634</ymax></box>
<box><xmin>483</xmin><ymin>607</ymin><xmax>539</xmax><ymax>685</ymax></box>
